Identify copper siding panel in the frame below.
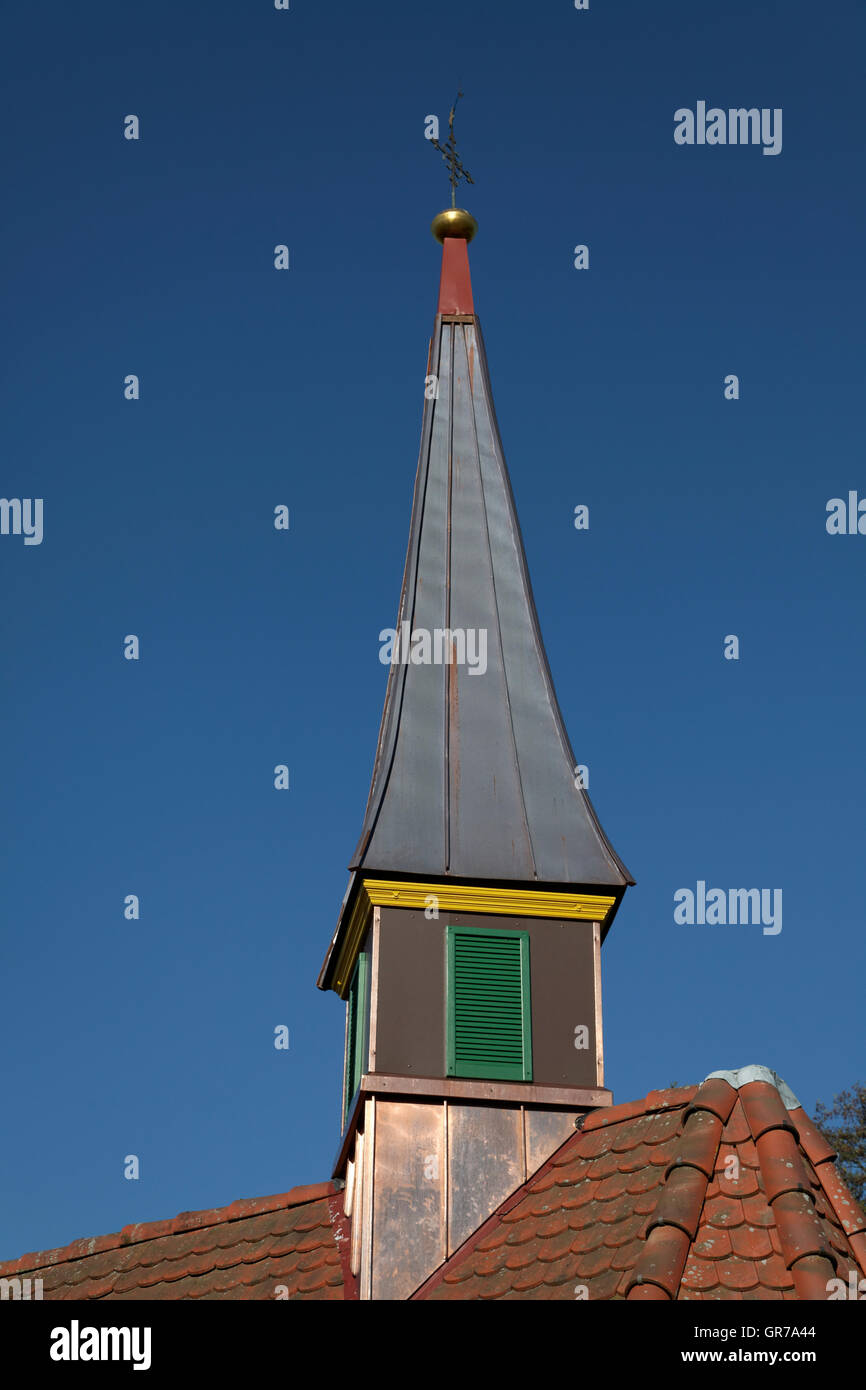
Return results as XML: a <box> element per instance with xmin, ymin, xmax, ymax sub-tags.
<box><xmin>447</xmin><ymin>1104</ymin><xmax>524</xmax><ymax>1253</ymax></box>
<box><xmin>370</xmin><ymin>1102</ymin><xmax>445</xmax><ymax>1300</ymax></box>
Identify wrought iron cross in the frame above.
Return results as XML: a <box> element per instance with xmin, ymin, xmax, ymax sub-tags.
<box><xmin>430</xmin><ymin>91</ymin><xmax>474</xmax><ymax>207</ymax></box>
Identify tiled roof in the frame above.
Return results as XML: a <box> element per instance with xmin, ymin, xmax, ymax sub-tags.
<box><xmin>5</xmin><ymin>1072</ymin><xmax>862</xmax><ymax>1302</ymax></box>
<box><xmin>0</xmin><ymin>1183</ymin><xmax>347</xmax><ymax>1300</ymax></box>
<box><xmin>416</xmin><ymin>1073</ymin><xmax>866</xmax><ymax>1300</ymax></box>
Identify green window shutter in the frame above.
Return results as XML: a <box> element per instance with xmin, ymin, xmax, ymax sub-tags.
<box><xmin>446</xmin><ymin>927</ymin><xmax>532</xmax><ymax>1082</ymax></box>
<box><xmin>343</xmin><ymin>952</ymin><xmax>369</xmax><ymax>1126</ymax></box>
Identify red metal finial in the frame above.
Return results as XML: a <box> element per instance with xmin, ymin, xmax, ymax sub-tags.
<box><xmin>437</xmin><ymin>236</ymin><xmax>474</xmax><ymax>315</ymax></box>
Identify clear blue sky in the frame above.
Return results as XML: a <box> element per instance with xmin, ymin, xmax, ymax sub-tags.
<box><xmin>2</xmin><ymin>0</ymin><xmax>863</xmax><ymax>1261</ymax></box>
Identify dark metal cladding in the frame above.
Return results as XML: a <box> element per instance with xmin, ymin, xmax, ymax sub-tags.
<box><xmin>350</xmin><ymin>309</ymin><xmax>633</xmax><ymax>888</ymax></box>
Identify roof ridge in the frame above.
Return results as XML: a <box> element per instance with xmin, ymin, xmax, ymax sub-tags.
<box><xmin>739</xmin><ymin>1080</ymin><xmax>839</xmax><ymax>1299</ymax></box>
<box><xmin>784</xmin><ymin>1102</ymin><xmax>866</xmax><ymax>1268</ymax></box>
<box><xmin>0</xmin><ymin>1181</ymin><xmax>336</xmax><ymax>1278</ymax></box>
<box><xmin>582</xmin><ymin>1084</ymin><xmax>697</xmax><ymax>1134</ymax></box>
<box><xmin>625</xmin><ymin>1077</ymin><xmax>737</xmax><ymax>1300</ymax></box>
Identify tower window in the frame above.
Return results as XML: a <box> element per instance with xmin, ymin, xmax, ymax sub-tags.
<box><xmin>446</xmin><ymin>926</ymin><xmax>532</xmax><ymax>1082</ymax></box>
<box><xmin>343</xmin><ymin>952</ymin><xmax>369</xmax><ymax>1127</ymax></box>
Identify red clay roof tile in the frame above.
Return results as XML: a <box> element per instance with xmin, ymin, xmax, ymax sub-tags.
<box><xmin>772</xmin><ymin>1189</ymin><xmax>838</xmax><ymax>1270</ymax></box>
<box><xmin>666</xmin><ymin>1110</ymin><xmax>723</xmax><ymax>1181</ymax></box>
<box><xmin>582</xmin><ymin>1250</ymin><xmax>615</xmax><ymax>1283</ymax></box>
<box><xmin>604</xmin><ymin>1213</ymin><xmax>646</xmax><ymax>1248</ymax></box>
<box><xmin>756</xmin><ymin>1250</ymin><xmax>795</xmax><ymax>1290</ymax></box>
<box><xmin>561</xmin><ymin>1179</ymin><xmax>598</xmax><ymax>1210</ymax></box>
<box><xmin>730</xmin><ymin>1224</ymin><xmax>774</xmax><ymax>1261</ymax></box>
<box><xmin>757</xmin><ymin>1128</ymin><xmax>813</xmax><ymax>1204</ymax></box>
<box><xmin>740</xmin><ymin>1081</ymin><xmax>796</xmax><ymax>1142</ymax></box>
<box><xmin>618</xmin><ymin>1144</ymin><xmax>653</xmax><ymax>1174</ymax></box>
<box><xmin>628</xmin><ymin>1225</ymin><xmax>691</xmax><ymax>1298</ymax></box>
<box><xmin>705</xmin><ymin>1196</ymin><xmax>745</xmax><ymax>1229</ymax></box>
<box><xmin>626</xmin><ymin>1166</ymin><xmax>661</xmax><ymax>1196</ymax></box>
<box><xmin>512</xmin><ymin>1265</ymin><xmax>547</xmax><ymax>1293</ymax></box>
<box><xmin>718</xmin><ymin>1165</ymin><xmax>759</xmax><ymax>1198</ymax></box>
<box><xmin>789</xmin><ymin>1252</ymin><xmax>838</xmax><ymax>1301</ymax></box>
<box><xmin>788</xmin><ymin>1107</ymin><xmax>836</xmax><ymax>1167</ymax></box>
<box><xmin>649</xmin><ymin>1166</ymin><xmax>707</xmax><ymax>1241</ymax></box>
<box><xmin>629</xmin><ymin>1281</ymin><xmax>669</xmax><ymax>1300</ymax></box>
<box><xmin>720</xmin><ymin>1103</ymin><xmax>752</xmax><ymax>1146</ymax></box>
<box><xmin>535</xmin><ymin>1228</ymin><xmax>577</xmax><ymax>1264</ymax></box>
<box><xmin>634</xmin><ymin>1190</ymin><xmax>660</xmax><ymax>1216</ymax></box>
<box><xmin>687</xmin><ymin>1078</ymin><xmax>737</xmax><ymax>1124</ymax></box>
<box><xmin>570</xmin><ymin>1221</ymin><xmax>607</xmax><ymax>1255</ymax></box>
<box><xmin>814</xmin><ymin>1160</ymin><xmax>866</xmax><ymax>1237</ymax></box>
<box><xmin>681</xmin><ymin>1257</ymin><xmax>720</xmax><ymax>1291</ymax></box>
<box><xmin>582</xmin><ymin>1097</ymin><xmax>654</xmax><ymax>1132</ymax></box>
<box><xmin>717</xmin><ymin>1256</ymin><xmax>760</xmax><ymax>1291</ymax></box>
<box><xmin>742</xmin><ymin>1192</ymin><xmax>776</xmax><ymax>1228</ymax></box>
<box><xmin>850</xmin><ymin>1231</ymin><xmax>866</xmax><ymax>1269</ymax></box>
<box><xmin>587</xmin><ymin>1150</ymin><xmax>621</xmax><ymax>1180</ymax></box>
<box><xmin>611</xmin><ymin>1238</ymin><xmax>644</xmax><ymax>1272</ymax></box>
<box><xmin>693</xmin><ymin>1225</ymin><xmax>732</xmax><ymax>1260</ymax></box>
<box><xmin>645</xmin><ymin>1086</ymin><xmax>697</xmax><ymax>1112</ymax></box>
<box><xmin>588</xmin><ymin>1267</ymin><xmax>622</xmax><ymax>1300</ymax></box>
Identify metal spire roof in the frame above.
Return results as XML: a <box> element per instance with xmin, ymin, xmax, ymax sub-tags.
<box><xmin>349</xmin><ymin>235</ymin><xmax>632</xmax><ymax>890</ymax></box>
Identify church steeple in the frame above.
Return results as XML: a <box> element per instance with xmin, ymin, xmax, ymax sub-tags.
<box><xmin>319</xmin><ymin>191</ymin><xmax>632</xmax><ymax>1300</ymax></box>
<box><xmin>348</xmin><ymin>224</ymin><xmax>631</xmax><ymax>890</ymax></box>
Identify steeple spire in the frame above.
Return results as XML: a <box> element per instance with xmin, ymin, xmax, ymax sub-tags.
<box><xmin>318</xmin><ymin>184</ymin><xmax>633</xmax><ymax>1301</ymax></box>
<box><xmin>346</xmin><ymin>228</ymin><xmax>631</xmax><ymax>892</ymax></box>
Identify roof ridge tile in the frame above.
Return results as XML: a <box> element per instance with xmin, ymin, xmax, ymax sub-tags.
<box><xmin>756</xmin><ymin>1127</ymin><xmax>814</xmax><ymax>1205</ymax></box>
<box><xmin>740</xmin><ymin>1081</ymin><xmax>797</xmax><ymax>1143</ymax></box>
<box><xmin>647</xmin><ymin>1166</ymin><xmax>707</xmax><ymax>1244</ymax></box>
<box><xmin>645</xmin><ymin>1085</ymin><xmax>698</xmax><ymax>1113</ymax></box>
<box><xmin>685</xmin><ymin>1078</ymin><xmax>737</xmax><ymax>1126</ymax></box>
<box><xmin>665</xmin><ymin>1109</ymin><xmax>723</xmax><ymax>1182</ymax></box>
<box><xmin>0</xmin><ymin>1183</ymin><xmax>336</xmax><ymax>1277</ymax></box>
<box><xmin>811</xmin><ymin>1160</ymin><xmax>866</xmax><ymax>1245</ymax></box>
<box><xmin>627</xmin><ymin>1225</ymin><xmax>691</xmax><ymax>1299</ymax></box>
<box><xmin>581</xmin><ymin>1098</ymin><xmax>650</xmax><ymax>1133</ymax></box>
<box><xmin>771</xmin><ymin>1189</ymin><xmax>838</xmax><ymax>1298</ymax></box>
<box><xmin>788</xmin><ymin>1106</ymin><xmax>836</xmax><ymax>1167</ymax></box>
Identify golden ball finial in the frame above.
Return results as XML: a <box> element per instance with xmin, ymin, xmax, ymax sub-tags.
<box><xmin>431</xmin><ymin>207</ymin><xmax>478</xmax><ymax>243</ymax></box>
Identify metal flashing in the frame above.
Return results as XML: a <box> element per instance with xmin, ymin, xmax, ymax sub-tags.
<box><xmin>705</xmin><ymin>1065</ymin><xmax>801</xmax><ymax>1110</ymax></box>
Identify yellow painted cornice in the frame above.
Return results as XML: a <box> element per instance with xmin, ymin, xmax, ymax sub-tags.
<box><xmin>331</xmin><ymin>878</ymin><xmax>616</xmax><ymax>997</ymax></box>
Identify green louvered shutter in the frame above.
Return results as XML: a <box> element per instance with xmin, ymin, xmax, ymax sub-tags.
<box><xmin>343</xmin><ymin>953</ymin><xmax>368</xmax><ymax>1126</ymax></box>
<box><xmin>446</xmin><ymin>927</ymin><xmax>532</xmax><ymax>1081</ymax></box>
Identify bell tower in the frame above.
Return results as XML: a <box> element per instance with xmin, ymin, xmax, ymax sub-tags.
<box><xmin>318</xmin><ymin>188</ymin><xmax>633</xmax><ymax>1299</ymax></box>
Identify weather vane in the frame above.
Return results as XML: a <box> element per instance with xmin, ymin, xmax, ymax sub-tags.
<box><xmin>430</xmin><ymin>91</ymin><xmax>474</xmax><ymax>209</ymax></box>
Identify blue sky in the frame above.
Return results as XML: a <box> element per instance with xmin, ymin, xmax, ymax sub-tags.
<box><xmin>2</xmin><ymin>0</ymin><xmax>863</xmax><ymax>1260</ymax></box>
